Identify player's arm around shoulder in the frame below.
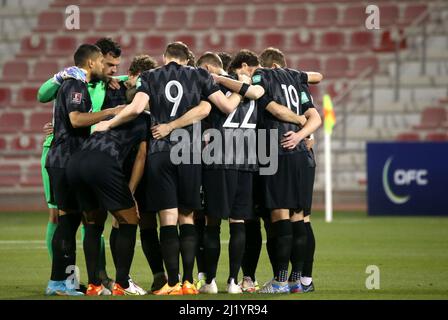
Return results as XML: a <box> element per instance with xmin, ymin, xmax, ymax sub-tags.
<box><xmin>265</xmin><ymin>101</ymin><xmax>307</xmax><ymax>126</ymax></box>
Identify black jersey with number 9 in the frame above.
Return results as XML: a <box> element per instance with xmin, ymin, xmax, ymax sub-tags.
<box><xmin>136</xmin><ymin>61</ymin><xmax>219</xmax><ymax>154</ymax></box>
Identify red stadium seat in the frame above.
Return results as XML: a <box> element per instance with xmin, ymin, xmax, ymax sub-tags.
<box><xmin>83</xmin><ymin>0</ymin><xmax>109</xmax><ymax>7</ymax></box>
<box><xmin>402</xmin><ymin>4</ymin><xmax>427</xmax><ymax>24</ymax></box>
<box><xmin>374</xmin><ymin>30</ymin><xmax>406</xmax><ymax>52</ymax></box>
<box><xmin>310</xmin><ymin>6</ymin><xmax>339</xmax><ymax>28</ymax></box>
<box><xmin>2</xmin><ymin>61</ymin><xmax>29</xmax><ymax>82</ymax></box>
<box><xmin>21</xmin><ymin>163</ymin><xmax>42</xmax><ymax>187</ymax></box>
<box><xmin>111</xmin><ymin>0</ymin><xmax>137</xmax><ymax>5</ymax></box>
<box><xmin>347</xmin><ymin>56</ymin><xmax>378</xmax><ymax>77</ymax></box>
<box><xmin>232</xmin><ymin>34</ymin><xmax>257</xmax><ymax>50</ymax></box>
<box><xmin>14</xmin><ymin>87</ymin><xmax>40</xmax><ymax>108</ymax></box>
<box><xmin>324</xmin><ymin>57</ymin><xmax>349</xmax><ymax>78</ymax></box>
<box><xmin>0</xmin><ymin>164</ymin><xmax>21</xmax><ymax>186</ymax></box>
<box><xmin>296</xmin><ymin>58</ymin><xmax>322</xmax><ymax>72</ymax></box>
<box><xmin>425</xmin><ymin>132</ymin><xmax>448</xmax><ymax>142</ymax></box>
<box><xmin>0</xmin><ymin>137</ymin><xmax>6</xmax><ymax>151</ymax></box>
<box><xmin>11</xmin><ymin>135</ymin><xmax>37</xmax><ymax>152</ymax></box>
<box><xmin>340</xmin><ymin>5</ymin><xmax>366</xmax><ymax>27</ymax></box>
<box><xmin>142</xmin><ymin>35</ymin><xmax>167</xmax><ymax>55</ymax></box>
<box><xmin>318</xmin><ymin>32</ymin><xmax>345</xmax><ymax>53</ymax></box>
<box><xmin>18</xmin><ymin>36</ymin><xmax>47</xmax><ymax>58</ymax></box>
<box><xmin>289</xmin><ymin>32</ymin><xmax>315</xmax><ymax>53</ymax></box>
<box><xmin>279</xmin><ymin>8</ymin><xmax>308</xmax><ymax>28</ymax></box>
<box><xmin>129</xmin><ymin>10</ymin><xmax>157</xmax><ymax>31</ymax></box>
<box><xmin>347</xmin><ymin>31</ymin><xmax>373</xmax><ymax>52</ymax></box>
<box><xmin>0</xmin><ymin>112</ymin><xmax>25</xmax><ymax>133</ymax></box>
<box><xmin>31</xmin><ymin>61</ymin><xmax>60</xmax><ymax>82</ymax></box>
<box><xmin>49</xmin><ymin>36</ymin><xmax>78</xmax><ymax>57</ymax></box>
<box><xmin>173</xmin><ymin>35</ymin><xmax>197</xmax><ymax>52</ymax></box>
<box><xmin>78</xmin><ymin>11</ymin><xmax>96</xmax><ymax>31</ymax></box>
<box><xmin>378</xmin><ymin>4</ymin><xmax>398</xmax><ymax>27</ymax></box>
<box><xmin>220</xmin><ymin>9</ymin><xmax>248</xmax><ymax>29</ymax></box>
<box><xmin>190</xmin><ymin>9</ymin><xmax>217</xmax><ymax>30</ymax></box>
<box><xmin>260</xmin><ymin>33</ymin><xmax>286</xmax><ymax>50</ymax></box>
<box><xmin>97</xmin><ymin>11</ymin><xmax>126</xmax><ymax>31</ymax></box>
<box><xmin>117</xmin><ymin>35</ymin><xmax>138</xmax><ymax>55</ymax></box>
<box><xmin>202</xmin><ymin>34</ymin><xmax>227</xmax><ymax>52</ymax></box>
<box><xmin>29</xmin><ymin>112</ymin><xmax>53</xmax><ymax>133</ymax></box>
<box><xmin>413</xmin><ymin>107</ymin><xmax>447</xmax><ymax>130</ymax></box>
<box><xmin>396</xmin><ymin>132</ymin><xmax>420</xmax><ymax>141</ymax></box>
<box><xmin>0</xmin><ymin>88</ymin><xmax>12</xmax><ymax>107</ymax></box>
<box><xmin>159</xmin><ymin>10</ymin><xmax>187</xmax><ymax>30</ymax></box>
<box><xmin>249</xmin><ymin>8</ymin><xmax>278</xmax><ymax>28</ymax></box>
<box><xmin>35</xmin><ymin>12</ymin><xmax>64</xmax><ymax>32</ymax></box>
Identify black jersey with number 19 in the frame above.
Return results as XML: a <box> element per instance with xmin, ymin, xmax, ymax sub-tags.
<box><xmin>136</xmin><ymin>61</ymin><xmax>219</xmax><ymax>154</ymax></box>
<box><xmin>253</xmin><ymin>67</ymin><xmax>314</xmax><ymax>156</ymax></box>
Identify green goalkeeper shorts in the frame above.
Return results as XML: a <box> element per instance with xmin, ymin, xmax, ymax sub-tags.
<box><xmin>41</xmin><ymin>145</ymin><xmax>57</xmax><ymax>209</ymax></box>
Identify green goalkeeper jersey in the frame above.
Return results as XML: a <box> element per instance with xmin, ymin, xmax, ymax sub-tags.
<box><xmin>38</xmin><ymin>75</ymin><xmax>128</xmax><ymax>147</ymax></box>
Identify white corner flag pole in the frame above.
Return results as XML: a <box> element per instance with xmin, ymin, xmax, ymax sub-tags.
<box><xmin>324</xmin><ymin>131</ymin><xmax>333</xmax><ymax>223</ymax></box>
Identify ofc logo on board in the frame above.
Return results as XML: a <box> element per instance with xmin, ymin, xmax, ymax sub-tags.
<box><xmin>382</xmin><ymin>157</ymin><xmax>428</xmax><ymax>204</ymax></box>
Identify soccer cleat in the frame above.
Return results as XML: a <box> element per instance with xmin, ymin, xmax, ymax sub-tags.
<box><xmin>128</xmin><ymin>278</ymin><xmax>147</xmax><ymax>295</ymax></box>
<box><xmin>101</xmin><ymin>278</ymin><xmax>115</xmax><ymax>293</ymax></box>
<box><xmin>182</xmin><ymin>281</ymin><xmax>199</xmax><ymax>295</ymax></box>
<box><xmin>259</xmin><ymin>279</ymin><xmax>290</xmax><ymax>294</ymax></box>
<box><xmin>86</xmin><ymin>284</ymin><xmax>112</xmax><ymax>296</ymax></box>
<box><xmin>195</xmin><ymin>272</ymin><xmax>206</xmax><ymax>290</ymax></box>
<box><xmin>227</xmin><ymin>278</ymin><xmax>242</xmax><ymax>294</ymax></box>
<box><xmin>288</xmin><ymin>280</ymin><xmax>303</xmax><ymax>293</ymax></box>
<box><xmin>301</xmin><ymin>281</ymin><xmax>315</xmax><ymax>293</ymax></box>
<box><xmin>46</xmin><ymin>280</ymin><xmax>84</xmax><ymax>296</ymax></box>
<box><xmin>151</xmin><ymin>272</ymin><xmax>168</xmax><ymax>293</ymax></box>
<box><xmin>239</xmin><ymin>276</ymin><xmax>258</xmax><ymax>293</ymax></box>
<box><xmin>198</xmin><ymin>279</ymin><xmax>218</xmax><ymax>294</ymax></box>
<box><xmin>153</xmin><ymin>282</ymin><xmax>183</xmax><ymax>295</ymax></box>
<box><xmin>45</xmin><ymin>280</ymin><xmax>67</xmax><ymax>296</ymax></box>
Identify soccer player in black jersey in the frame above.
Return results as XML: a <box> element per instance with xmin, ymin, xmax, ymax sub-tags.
<box><xmin>196</xmin><ymin>52</ymin><xmax>259</xmax><ymax>294</ymax></box>
<box><xmin>94</xmin><ymin>42</ymin><xmax>243</xmax><ymax>295</ymax></box>
<box><xmin>213</xmin><ymin>49</ymin><xmax>322</xmax><ymax>293</ymax></box>
<box><xmin>259</xmin><ymin>48</ymin><xmax>320</xmax><ymax>293</ymax></box>
<box><xmin>67</xmin><ymin>110</ymin><xmax>149</xmax><ymax>296</ymax></box>
<box><xmin>44</xmin><ymin>44</ymin><xmax>123</xmax><ymax>296</ymax></box>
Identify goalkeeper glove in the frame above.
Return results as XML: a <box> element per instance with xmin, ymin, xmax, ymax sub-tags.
<box><xmin>53</xmin><ymin>66</ymin><xmax>87</xmax><ymax>85</ymax></box>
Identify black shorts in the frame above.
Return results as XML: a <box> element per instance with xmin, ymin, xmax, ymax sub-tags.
<box><xmin>66</xmin><ymin>151</ymin><xmax>134</xmax><ymax>212</ymax></box>
<box><xmin>203</xmin><ymin>169</ymin><xmax>254</xmax><ymax>220</ymax></box>
<box><xmin>46</xmin><ymin>167</ymin><xmax>79</xmax><ymax>212</ymax></box>
<box><xmin>262</xmin><ymin>152</ymin><xmax>314</xmax><ymax>211</ymax></box>
<box><xmin>146</xmin><ymin>152</ymin><xmax>202</xmax><ymax>212</ymax></box>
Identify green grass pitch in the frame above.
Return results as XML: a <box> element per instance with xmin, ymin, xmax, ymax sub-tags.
<box><xmin>0</xmin><ymin>211</ymin><xmax>447</xmax><ymax>300</ymax></box>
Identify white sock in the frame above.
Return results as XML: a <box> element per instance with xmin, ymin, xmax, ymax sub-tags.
<box><xmin>198</xmin><ymin>272</ymin><xmax>206</xmax><ymax>281</ymax></box>
<box><xmin>301</xmin><ymin>276</ymin><xmax>312</xmax><ymax>286</ymax></box>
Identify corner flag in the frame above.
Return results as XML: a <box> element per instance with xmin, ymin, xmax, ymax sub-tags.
<box><xmin>323</xmin><ymin>94</ymin><xmax>336</xmax><ymax>135</ymax></box>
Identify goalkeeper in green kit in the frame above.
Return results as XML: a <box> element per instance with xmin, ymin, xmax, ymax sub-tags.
<box><xmin>38</xmin><ymin>38</ymin><xmax>146</xmax><ymax>293</ymax></box>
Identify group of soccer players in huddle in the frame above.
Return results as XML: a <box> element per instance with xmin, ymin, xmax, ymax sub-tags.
<box><xmin>39</xmin><ymin>37</ymin><xmax>322</xmax><ymax>296</ymax></box>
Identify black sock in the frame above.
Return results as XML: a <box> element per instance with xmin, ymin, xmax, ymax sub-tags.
<box><xmin>115</xmin><ymin>224</ymin><xmax>137</xmax><ymax>288</ymax></box>
<box><xmin>274</xmin><ymin>219</ymin><xmax>292</xmax><ymax>283</ymax></box>
<box><xmin>204</xmin><ymin>225</ymin><xmax>220</xmax><ymax>284</ymax></box>
<box><xmin>179</xmin><ymin>224</ymin><xmax>197</xmax><ymax>283</ymax></box>
<box><xmin>160</xmin><ymin>225</ymin><xmax>180</xmax><ymax>286</ymax></box>
<box><xmin>289</xmin><ymin>220</ymin><xmax>307</xmax><ymax>282</ymax></box>
<box><xmin>264</xmin><ymin>218</ymin><xmax>277</xmax><ymax>278</ymax></box>
<box><xmin>51</xmin><ymin>214</ymin><xmax>81</xmax><ymax>281</ymax></box>
<box><xmin>109</xmin><ymin>226</ymin><xmax>119</xmax><ymax>268</ymax></box>
<box><xmin>195</xmin><ymin>217</ymin><xmax>206</xmax><ymax>274</ymax></box>
<box><xmin>228</xmin><ymin>223</ymin><xmax>245</xmax><ymax>283</ymax></box>
<box><xmin>83</xmin><ymin>224</ymin><xmax>104</xmax><ymax>285</ymax></box>
<box><xmin>242</xmin><ymin>220</ymin><xmax>262</xmax><ymax>280</ymax></box>
<box><xmin>140</xmin><ymin>228</ymin><xmax>164</xmax><ymax>275</ymax></box>
<box><xmin>302</xmin><ymin>222</ymin><xmax>316</xmax><ymax>278</ymax></box>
